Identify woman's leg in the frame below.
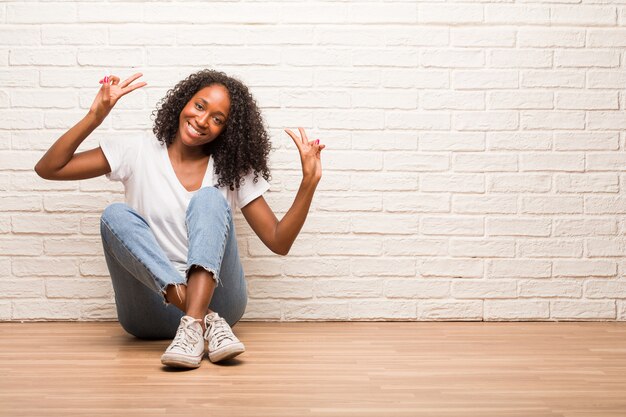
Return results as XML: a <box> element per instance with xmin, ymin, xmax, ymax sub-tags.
<box><xmin>184</xmin><ymin>186</ymin><xmax>248</xmax><ymax>328</ymax></box>
<box><xmin>100</xmin><ymin>203</ymin><xmax>188</xmax><ymax>340</ymax></box>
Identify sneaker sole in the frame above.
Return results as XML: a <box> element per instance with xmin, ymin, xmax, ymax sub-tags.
<box><xmin>208</xmin><ymin>342</ymin><xmax>245</xmax><ymax>363</ymax></box>
<box><xmin>161</xmin><ymin>353</ymin><xmax>203</xmax><ymax>369</ymax></box>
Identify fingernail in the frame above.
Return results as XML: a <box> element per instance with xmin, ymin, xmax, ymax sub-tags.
<box><xmin>315</xmin><ymin>139</ymin><xmax>320</xmax><ymax>145</ymax></box>
<box><xmin>104</xmin><ymin>76</ymin><xmax>108</xmax><ymax>83</ymax></box>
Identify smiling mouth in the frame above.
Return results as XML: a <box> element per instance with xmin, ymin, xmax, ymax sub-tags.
<box><xmin>187</xmin><ymin>121</ymin><xmax>206</xmax><ymax>137</ymax></box>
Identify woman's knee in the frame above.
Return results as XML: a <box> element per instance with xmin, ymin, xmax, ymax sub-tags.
<box><xmin>188</xmin><ymin>186</ymin><xmax>231</xmax><ymax>216</ymax></box>
<box><xmin>101</xmin><ymin>203</ymin><xmax>132</xmax><ymax>228</ymax></box>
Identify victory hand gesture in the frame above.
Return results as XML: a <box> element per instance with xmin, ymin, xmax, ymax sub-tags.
<box><xmin>284</xmin><ymin>127</ymin><xmax>325</xmax><ymax>183</ymax></box>
<box><xmin>89</xmin><ymin>72</ymin><xmax>147</xmax><ymax>123</ymax></box>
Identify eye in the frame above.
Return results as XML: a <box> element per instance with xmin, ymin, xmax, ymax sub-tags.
<box><xmin>195</xmin><ymin>103</ymin><xmax>203</xmax><ymax>110</ymax></box>
<box><xmin>213</xmin><ymin>117</ymin><xmax>224</xmax><ymax>125</ymax></box>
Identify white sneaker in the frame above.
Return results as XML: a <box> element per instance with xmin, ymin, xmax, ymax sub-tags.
<box><xmin>160</xmin><ymin>315</ymin><xmax>205</xmax><ymax>368</ymax></box>
<box><xmin>203</xmin><ymin>311</ymin><xmax>245</xmax><ymax>363</ymax></box>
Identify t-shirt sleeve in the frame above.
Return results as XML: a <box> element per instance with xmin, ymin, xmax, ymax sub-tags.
<box><xmin>99</xmin><ymin>136</ymin><xmax>143</xmax><ymax>183</ymax></box>
<box><xmin>236</xmin><ymin>171</ymin><xmax>271</xmax><ymax>209</ymax></box>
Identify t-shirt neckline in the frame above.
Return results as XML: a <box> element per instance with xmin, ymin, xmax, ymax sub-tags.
<box><xmin>161</xmin><ymin>143</ymin><xmax>214</xmax><ymax>194</ymax></box>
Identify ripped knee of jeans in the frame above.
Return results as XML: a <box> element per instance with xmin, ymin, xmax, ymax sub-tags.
<box><xmin>162</xmin><ymin>282</ymin><xmax>186</xmax><ymax>307</ymax></box>
<box><xmin>186</xmin><ymin>264</ymin><xmax>221</xmax><ymax>288</ymax></box>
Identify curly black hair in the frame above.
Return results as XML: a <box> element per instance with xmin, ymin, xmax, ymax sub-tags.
<box><xmin>152</xmin><ymin>69</ymin><xmax>271</xmax><ymax>191</ymax></box>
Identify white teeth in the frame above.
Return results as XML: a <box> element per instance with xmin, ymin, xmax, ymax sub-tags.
<box><xmin>187</xmin><ymin>121</ymin><xmax>204</xmax><ymax>136</ymax></box>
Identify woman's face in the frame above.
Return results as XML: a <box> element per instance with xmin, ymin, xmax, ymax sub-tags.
<box><xmin>177</xmin><ymin>84</ymin><xmax>231</xmax><ymax>147</ymax></box>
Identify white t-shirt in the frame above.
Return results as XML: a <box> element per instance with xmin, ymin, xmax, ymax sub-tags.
<box><xmin>100</xmin><ymin>133</ymin><xmax>270</xmax><ymax>278</ymax></box>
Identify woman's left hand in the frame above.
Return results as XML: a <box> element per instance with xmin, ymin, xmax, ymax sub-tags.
<box><xmin>285</xmin><ymin>127</ymin><xmax>325</xmax><ymax>184</ymax></box>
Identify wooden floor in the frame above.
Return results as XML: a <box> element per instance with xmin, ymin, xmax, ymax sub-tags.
<box><xmin>1</xmin><ymin>321</ymin><xmax>625</xmax><ymax>417</ymax></box>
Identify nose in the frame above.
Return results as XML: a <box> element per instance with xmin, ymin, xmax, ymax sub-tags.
<box><xmin>196</xmin><ymin>112</ymin><xmax>210</xmax><ymax>128</ymax></box>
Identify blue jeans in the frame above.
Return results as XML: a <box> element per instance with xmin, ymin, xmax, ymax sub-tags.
<box><xmin>100</xmin><ymin>186</ymin><xmax>247</xmax><ymax>340</ymax></box>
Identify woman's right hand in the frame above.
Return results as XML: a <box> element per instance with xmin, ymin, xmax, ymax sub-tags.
<box><xmin>88</xmin><ymin>72</ymin><xmax>147</xmax><ymax>123</ymax></box>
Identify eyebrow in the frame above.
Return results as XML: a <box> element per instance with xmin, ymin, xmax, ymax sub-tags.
<box><xmin>198</xmin><ymin>98</ymin><xmax>228</xmax><ymax>118</ymax></box>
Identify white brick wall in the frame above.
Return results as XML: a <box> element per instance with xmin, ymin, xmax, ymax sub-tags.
<box><xmin>1</xmin><ymin>0</ymin><xmax>626</xmax><ymax>322</ymax></box>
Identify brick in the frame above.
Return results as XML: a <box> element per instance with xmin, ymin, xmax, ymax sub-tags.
<box><xmin>44</xmin><ymin>238</ymin><xmax>103</xmax><ymax>256</ymax></box>
<box><xmin>283</xmin><ymin>301</ymin><xmax>349</xmax><ymax>320</ymax></box>
<box><xmin>385</xmin><ymin>28</ymin><xmax>449</xmax><ymax>47</ymax></box>
<box><xmin>43</xmin><ymin>194</ymin><xmax>111</xmax><ymax>213</ymax></box>
<box><xmin>0</xmin><ymin>195</ymin><xmax>41</xmax><ymax>211</ymax></box>
<box><xmin>556</xmin><ymin>92</ymin><xmax>618</xmax><ymax>110</ymax></box>
<box><xmin>488</xmin><ymin>91</ymin><xmax>553</xmax><ymax>110</ymax></box>
<box><xmin>553</xmin><ymin>260</ymin><xmax>617</xmax><ymax>277</ymax></box>
<box><xmin>421</xmin><ymin>216</ymin><xmax>483</xmax><ymax>236</ymax></box>
<box><xmin>283</xmin><ymin>258</ymin><xmax>350</xmax><ymax>277</ymax></box>
<box><xmin>452</xmin><ymin>279</ymin><xmax>517</xmax><ymax>299</ymax></box>
<box><xmin>317</xmin><ymin>237</ymin><xmax>383</xmax><ymax>256</ymax></box>
<box><xmin>7</xmin><ymin>3</ymin><xmax>76</xmax><ymax>23</ymax></box>
<box><xmin>11</xmin><ymin>89</ymin><xmax>77</xmax><ymax>109</ymax></box>
<box><xmin>585</xmin><ymin>281</ymin><xmax>626</xmax><ymax>299</ymax></box>
<box><xmin>383</xmin><ymin>239</ymin><xmax>448</xmax><ymax>257</ymax></box>
<box><xmin>0</xmin><ymin>26</ymin><xmax>39</xmax><ymax>45</ymax></box>
<box><xmin>384</xmin><ymin>152</ymin><xmax>449</xmax><ymax>172</ymax></box>
<box><xmin>555</xmin><ymin>50</ymin><xmax>620</xmax><ymax>68</ymax></box>
<box><xmin>315</xmin><ymin>69</ymin><xmax>379</xmax><ymax>87</ymax></box>
<box><xmin>551</xmin><ymin>6</ymin><xmax>617</xmax><ymax>26</ymax></box>
<box><xmin>315</xmin><ymin>110</ymin><xmax>383</xmax><ymax>130</ymax></box>
<box><xmin>418</xmin><ymin>300</ymin><xmax>483</xmax><ymax>320</ymax></box>
<box><xmin>314</xmin><ymin>279</ymin><xmax>383</xmax><ymax>298</ymax></box>
<box><xmin>521</xmin><ymin>111</ymin><xmax>585</xmax><ymax>130</ymax></box>
<box><xmin>383</xmin><ymin>69</ymin><xmax>449</xmax><ymax>89</ymax></box>
<box><xmin>520</xmin><ymin>153</ymin><xmax>585</xmax><ymax>172</ymax></box>
<box><xmin>241</xmin><ymin>300</ymin><xmax>281</xmax><ymax>320</ymax></box>
<box><xmin>283</xmin><ymin>3</ymin><xmax>350</xmax><ymax>23</ymax></box>
<box><xmin>454</xmin><ymin>112</ymin><xmax>518</xmax><ymax>131</ymax></box>
<box><xmin>586</xmin><ymin>239</ymin><xmax>626</xmax><ymax>257</ymax></box>
<box><xmin>79</xmin><ymin>257</ymin><xmax>109</xmax><ymax>277</ymax></box>
<box><xmin>0</xmin><ymin>279</ymin><xmax>44</xmax><ymax>298</ymax></box>
<box><xmin>0</xmin><ymin>237</ymin><xmax>43</xmax><ymax>256</ymax></box>
<box><xmin>12</xmin><ymin>257</ymin><xmax>78</xmax><ymax>277</ymax></box>
<box><xmin>586</xmin><ymin>153</ymin><xmax>626</xmax><ymax>171</ymax></box>
<box><xmin>45</xmin><ymin>278</ymin><xmax>113</xmax><ymax>299</ymax></box>
<box><xmin>589</xmin><ymin>72</ymin><xmax>626</xmax><ymax>91</ymax></box>
<box><xmin>9</xmin><ymin>48</ymin><xmax>75</xmax><ymax>66</ymax></box>
<box><xmin>518</xmin><ymin>29</ymin><xmax>585</xmax><ymax>47</ymax></box>
<box><xmin>588</xmin><ymin>112</ymin><xmax>626</xmax><ymax>130</ymax></box>
<box><xmin>321</xmin><ymin>151</ymin><xmax>382</xmax><ymax>171</ymax></box>
<box><xmin>81</xmin><ymin>302</ymin><xmax>117</xmax><ymax>320</ymax></box>
<box><xmin>352</xmin><ymin>258</ymin><xmax>416</xmax><ymax>277</ymax></box>
<box><xmin>79</xmin><ymin>3</ymin><xmax>143</xmax><ymax>23</ymax></box>
<box><xmin>109</xmin><ymin>25</ymin><xmax>176</xmax><ymax>46</ymax></box>
<box><xmin>13</xmin><ymin>300</ymin><xmax>83</xmax><ymax>320</ymax></box>
<box><xmin>346</xmin><ymin>2</ymin><xmax>417</xmax><ymax>23</ymax></box>
<box><xmin>522</xmin><ymin>196</ymin><xmax>583</xmax><ymax>214</ymax></box>
<box><xmin>350</xmin><ymin>300</ymin><xmax>416</xmax><ymax>320</ymax></box>
<box><xmin>351</xmin><ymin>172</ymin><xmax>418</xmax><ymax>191</ymax></box>
<box><xmin>485</xmin><ymin>300</ymin><xmax>549</xmax><ymax>320</ymax></box>
<box><xmin>453</xmin><ymin>195</ymin><xmax>517</xmax><ymax>214</ymax></box>
<box><xmin>551</xmin><ymin>300</ymin><xmax>615</xmax><ymax>320</ymax></box>
<box><xmin>487</xmin><ymin>133</ymin><xmax>552</xmax><ymax>151</ymax></box>
<box><xmin>247</xmin><ymin>278</ymin><xmax>313</xmax><ymax>299</ymax></box>
<box><xmin>385</xmin><ymin>279</ymin><xmax>449</xmax><ymax>298</ymax></box>
<box><xmin>519</xmin><ymin>280</ymin><xmax>582</xmax><ymax>298</ymax></box>
<box><xmin>452</xmin><ymin>28</ymin><xmax>516</xmax><ymax>47</ymax></box>
<box><xmin>487</xmin><ymin>218</ymin><xmax>551</xmax><ymax>237</ymax></box>
<box><xmin>522</xmin><ymin>70</ymin><xmax>584</xmax><ymax>88</ymax></box>
<box><xmin>490</xmin><ymin>49</ymin><xmax>552</xmax><ymax>69</ymax></box>
<box><xmin>12</xmin><ymin>214</ymin><xmax>79</xmax><ymax>235</ymax></box>
<box><xmin>585</xmin><ymin>196</ymin><xmax>626</xmax><ymax>214</ymax></box>
<box><xmin>351</xmin><ymin>131</ymin><xmax>418</xmax><ymax>151</ymax></box>
<box><xmin>554</xmin><ymin>132</ymin><xmax>618</xmax><ymax>151</ymax></box>
<box><xmin>554</xmin><ymin>219</ymin><xmax>617</xmax><ymax>237</ymax></box>
<box><xmin>317</xmin><ymin>193</ymin><xmax>381</xmax><ymax>212</ymax></box>
<box><xmin>78</xmin><ymin>48</ymin><xmax>143</xmax><ymax>67</ymax></box>
<box><xmin>384</xmin><ymin>193</ymin><xmax>449</xmax><ymax>213</ymax></box>
<box><xmin>386</xmin><ymin>111</ymin><xmax>450</xmax><ymax>130</ymax></box>
<box><xmin>42</xmin><ymin>26</ymin><xmax>106</xmax><ymax>45</ymax></box>
<box><xmin>419</xmin><ymin>4</ymin><xmax>483</xmax><ymax>24</ymax></box>
<box><xmin>555</xmin><ymin>174</ymin><xmax>618</xmax><ymax>193</ymax></box>
<box><xmin>518</xmin><ymin>240</ymin><xmax>583</xmax><ymax>258</ymax></box>
<box><xmin>352</xmin><ymin>90</ymin><xmax>416</xmax><ymax>109</ymax></box>
<box><xmin>420</xmin><ymin>132</ymin><xmax>485</xmax><ymax>151</ymax></box>
<box><xmin>420</xmin><ymin>258</ymin><xmax>483</xmax><ymax>278</ymax></box>
<box><xmin>488</xmin><ymin>174</ymin><xmax>551</xmax><ymax>193</ymax></box>
<box><xmin>485</xmin><ymin>5</ymin><xmax>550</xmax><ymax>25</ymax></box>
<box><xmin>421</xmin><ymin>91</ymin><xmax>484</xmax><ymax>110</ymax></box>
<box><xmin>450</xmin><ymin>239</ymin><xmax>515</xmax><ymax>258</ymax></box>
<box><xmin>453</xmin><ymin>70</ymin><xmax>518</xmax><ymax>90</ymax></box>
<box><xmin>421</xmin><ymin>50</ymin><xmax>484</xmax><ymax>68</ymax></box>
<box><xmin>0</xmin><ymin>69</ymin><xmax>38</xmax><ymax>87</ymax></box>
<box><xmin>352</xmin><ymin>48</ymin><xmax>418</xmax><ymax>67</ymax></box>
<box><xmin>316</xmin><ymin>28</ymin><xmax>385</xmax><ymax>47</ymax></box>
<box><xmin>352</xmin><ymin>213</ymin><xmax>418</xmax><ymax>235</ymax></box>
<box><xmin>453</xmin><ymin>153</ymin><xmax>518</xmax><ymax>172</ymax></box>
<box><xmin>487</xmin><ymin>260</ymin><xmax>552</xmax><ymax>279</ymax></box>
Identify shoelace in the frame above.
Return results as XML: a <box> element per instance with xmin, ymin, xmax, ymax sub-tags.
<box><xmin>206</xmin><ymin>317</ymin><xmax>235</xmax><ymax>345</ymax></box>
<box><xmin>170</xmin><ymin>321</ymin><xmax>201</xmax><ymax>353</ymax></box>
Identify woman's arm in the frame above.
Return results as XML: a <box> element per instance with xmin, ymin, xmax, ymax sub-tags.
<box><xmin>241</xmin><ymin>127</ymin><xmax>325</xmax><ymax>256</ymax></box>
<box><xmin>35</xmin><ymin>73</ymin><xmax>146</xmax><ymax>180</ymax></box>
